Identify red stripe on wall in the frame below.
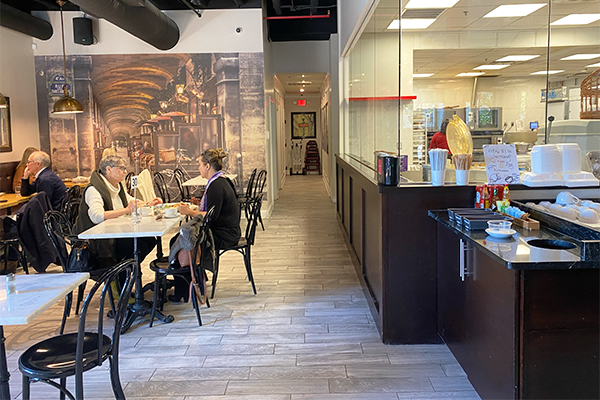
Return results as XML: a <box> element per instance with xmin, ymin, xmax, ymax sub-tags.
<box><xmin>348</xmin><ymin>96</ymin><xmax>417</xmax><ymax>101</ymax></box>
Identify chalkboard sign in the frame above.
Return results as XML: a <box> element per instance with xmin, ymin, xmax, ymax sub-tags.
<box><xmin>483</xmin><ymin>144</ymin><xmax>521</xmax><ymax>184</ymax></box>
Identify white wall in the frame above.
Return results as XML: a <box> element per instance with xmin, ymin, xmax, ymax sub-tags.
<box><xmin>33</xmin><ymin>9</ymin><xmax>264</xmax><ymax>55</ymax></box>
<box><xmin>0</xmin><ymin>27</ymin><xmax>40</xmax><ymax>163</ymax></box>
<box><xmin>272</xmin><ymin>41</ymin><xmax>331</xmax><ymax>73</ymax></box>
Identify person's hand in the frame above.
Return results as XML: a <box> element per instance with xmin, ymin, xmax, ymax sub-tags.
<box><xmin>23</xmin><ymin>165</ymin><xmax>32</xmax><ymax>179</ymax></box>
<box><xmin>178</xmin><ymin>203</ymin><xmax>194</xmax><ymax>216</ymax></box>
<box><xmin>148</xmin><ymin>197</ymin><xmax>162</xmax><ymax>206</ymax></box>
<box><xmin>190</xmin><ymin>197</ymin><xmax>201</xmax><ymax>206</ymax></box>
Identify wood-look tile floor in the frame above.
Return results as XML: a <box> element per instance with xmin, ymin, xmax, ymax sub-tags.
<box><xmin>4</xmin><ymin>175</ymin><xmax>481</xmax><ymax>400</ymax></box>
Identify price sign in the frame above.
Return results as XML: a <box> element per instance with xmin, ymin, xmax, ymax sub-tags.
<box><xmin>483</xmin><ymin>144</ymin><xmax>521</xmax><ymax>184</ymax></box>
<box><xmin>130</xmin><ymin>175</ymin><xmax>138</xmax><ymax>189</ymax></box>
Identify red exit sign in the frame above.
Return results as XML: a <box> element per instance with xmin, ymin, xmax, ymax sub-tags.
<box><xmin>297</xmin><ymin>99</ymin><xmax>306</xmax><ymax>106</ymax></box>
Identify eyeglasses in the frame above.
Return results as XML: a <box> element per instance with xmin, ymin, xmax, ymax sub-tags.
<box><xmin>114</xmin><ymin>166</ymin><xmax>127</xmax><ymax>172</ymax></box>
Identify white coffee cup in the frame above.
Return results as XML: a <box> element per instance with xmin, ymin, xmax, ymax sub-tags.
<box><xmin>556</xmin><ymin>191</ymin><xmax>580</xmax><ymax>206</ymax></box>
<box><xmin>548</xmin><ymin>203</ymin><xmax>563</xmax><ymax>214</ymax></box>
<box><xmin>139</xmin><ymin>207</ymin><xmax>151</xmax><ymax>217</ymax></box>
<box><xmin>165</xmin><ymin>207</ymin><xmax>178</xmax><ymax>218</ymax></box>
<box><xmin>579</xmin><ymin>208</ymin><xmax>599</xmax><ymax>223</ymax></box>
<box><xmin>559</xmin><ymin>207</ymin><xmax>577</xmax><ymax>220</ymax></box>
<box><xmin>539</xmin><ymin>201</ymin><xmax>552</xmax><ymax>210</ymax></box>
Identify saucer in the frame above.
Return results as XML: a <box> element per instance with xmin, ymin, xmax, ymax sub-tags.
<box><xmin>485</xmin><ymin>228</ymin><xmax>516</xmax><ymax>238</ymax></box>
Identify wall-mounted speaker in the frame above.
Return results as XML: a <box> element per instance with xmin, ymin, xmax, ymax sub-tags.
<box><xmin>73</xmin><ymin>17</ymin><xmax>93</xmax><ymax>45</ymax></box>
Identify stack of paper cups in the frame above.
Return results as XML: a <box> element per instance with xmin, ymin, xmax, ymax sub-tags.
<box><xmin>531</xmin><ymin>144</ymin><xmax>562</xmax><ymax>174</ymax></box>
<box><xmin>557</xmin><ymin>143</ymin><xmax>581</xmax><ymax>173</ymax></box>
<box><xmin>456</xmin><ymin>170</ymin><xmax>469</xmax><ymax>185</ymax></box>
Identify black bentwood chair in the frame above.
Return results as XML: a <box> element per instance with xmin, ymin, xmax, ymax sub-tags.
<box><xmin>149</xmin><ymin>206</ymin><xmax>215</xmax><ymax>327</ymax></box>
<box><xmin>237</xmin><ymin>168</ymin><xmax>257</xmax><ymax>213</ymax></box>
<box><xmin>173</xmin><ymin>168</ymin><xmax>191</xmax><ymax>202</ymax></box>
<box><xmin>211</xmin><ymin>198</ymin><xmax>261</xmax><ymax>299</ymax></box>
<box><xmin>18</xmin><ymin>259</ymin><xmax>136</xmax><ymax>400</ymax></box>
<box><xmin>251</xmin><ymin>170</ymin><xmax>267</xmax><ymax>230</ymax></box>
<box><xmin>153</xmin><ymin>172</ymin><xmax>171</xmax><ymax>203</ymax></box>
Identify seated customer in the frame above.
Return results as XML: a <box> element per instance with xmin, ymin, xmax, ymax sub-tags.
<box><xmin>74</xmin><ymin>155</ymin><xmax>162</xmax><ymax>267</ymax></box>
<box><xmin>12</xmin><ymin>147</ymin><xmax>37</xmax><ymax>193</ymax></box>
<box><xmin>171</xmin><ymin>148</ymin><xmax>241</xmax><ymax>301</ymax></box>
<box><xmin>20</xmin><ymin>151</ymin><xmax>67</xmax><ymax>210</ymax></box>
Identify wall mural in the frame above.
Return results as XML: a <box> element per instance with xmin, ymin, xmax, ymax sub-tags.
<box><xmin>34</xmin><ymin>52</ymin><xmax>266</xmax><ymax>197</ymax></box>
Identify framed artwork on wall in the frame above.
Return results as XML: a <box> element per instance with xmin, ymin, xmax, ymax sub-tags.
<box><xmin>0</xmin><ymin>97</ymin><xmax>12</xmax><ymax>153</ymax></box>
<box><xmin>291</xmin><ymin>112</ymin><xmax>316</xmax><ymax>139</ymax></box>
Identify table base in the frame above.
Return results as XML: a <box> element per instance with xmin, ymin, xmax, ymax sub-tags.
<box><xmin>121</xmin><ymin>299</ymin><xmax>174</xmax><ymax>333</ymax></box>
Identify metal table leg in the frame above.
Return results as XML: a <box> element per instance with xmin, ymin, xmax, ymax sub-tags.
<box><xmin>121</xmin><ymin>237</ymin><xmax>174</xmax><ymax>334</ymax></box>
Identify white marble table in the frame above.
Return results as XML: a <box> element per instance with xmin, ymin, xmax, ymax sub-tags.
<box><xmin>78</xmin><ymin>215</ymin><xmax>183</xmax><ymax>332</ymax></box>
<box><xmin>182</xmin><ymin>173</ymin><xmax>237</xmax><ymax>186</ymax></box>
<box><xmin>0</xmin><ymin>272</ymin><xmax>89</xmax><ymax>400</ymax></box>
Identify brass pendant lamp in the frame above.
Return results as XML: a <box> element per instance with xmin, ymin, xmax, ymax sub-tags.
<box><xmin>0</xmin><ymin>93</ymin><xmax>7</xmax><ymax>108</ymax></box>
<box><xmin>52</xmin><ymin>0</ymin><xmax>83</xmax><ymax>114</ymax></box>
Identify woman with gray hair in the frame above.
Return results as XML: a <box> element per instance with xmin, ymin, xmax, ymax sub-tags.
<box><xmin>75</xmin><ymin>155</ymin><xmax>162</xmax><ymax>268</ymax></box>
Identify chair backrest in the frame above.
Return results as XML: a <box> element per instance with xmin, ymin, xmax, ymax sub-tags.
<box><xmin>244</xmin><ymin>198</ymin><xmax>262</xmax><ymax>246</ymax></box>
<box><xmin>74</xmin><ymin>259</ymin><xmax>135</xmax><ymax>400</ymax></box>
<box><xmin>252</xmin><ymin>169</ymin><xmax>267</xmax><ymax>200</ymax></box>
<box><xmin>173</xmin><ymin>168</ymin><xmax>190</xmax><ymax>201</ymax></box>
<box><xmin>191</xmin><ymin>205</ymin><xmax>216</xmax><ymax>268</ymax></box>
<box><xmin>153</xmin><ymin>172</ymin><xmax>170</xmax><ymax>203</ymax></box>
<box><xmin>43</xmin><ymin>210</ymin><xmax>73</xmax><ymax>268</ymax></box>
<box><xmin>61</xmin><ymin>185</ymin><xmax>82</xmax><ymax>214</ymax></box>
<box><xmin>65</xmin><ymin>198</ymin><xmax>81</xmax><ymax>228</ymax></box>
<box><xmin>125</xmin><ymin>172</ymin><xmax>134</xmax><ymax>193</ymax></box>
<box><xmin>243</xmin><ymin>168</ymin><xmax>258</xmax><ymax>198</ymax></box>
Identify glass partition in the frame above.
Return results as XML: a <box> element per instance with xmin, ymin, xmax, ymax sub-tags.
<box><xmin>342</xmin><ymin>0</ymin><xmax>600</xmax><ymax>182</ymax></box>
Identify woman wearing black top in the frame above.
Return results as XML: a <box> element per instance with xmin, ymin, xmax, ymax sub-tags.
<box><xmin>170</xmin><ymin>149</ymin><xmax>241</xmax><ymax>301</ymax></box>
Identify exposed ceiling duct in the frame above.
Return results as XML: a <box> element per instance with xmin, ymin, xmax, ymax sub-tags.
<box><xmin>68</xmin><ymin>0</ymin><xmax>180</xmax><ymax>50</ymax></box>
<box><xmin>0</xmin><ymin>3</ymin><xmax>53</xmax><ymax>40</ymax></box>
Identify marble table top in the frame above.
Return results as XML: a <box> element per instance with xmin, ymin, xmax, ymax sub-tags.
<box><xmin>182</xmin><ymin>174</ymin><xmax>237</xmax><ymax>186</ymax></box>
<box><xmin>0</xmin><ymin>273</ymin><xmax>89</xmax><ymax>325</ymax></box>
<box><xmin>78</xmin><ymin>214</ymin><xmax>183</xmax><ymax>239</ymax></box>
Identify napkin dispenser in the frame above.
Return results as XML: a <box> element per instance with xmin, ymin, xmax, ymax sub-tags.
<box><xmin>375</xmin><ymin>151</ymin><xmax>399</xmax><ymax>186</ymax></box>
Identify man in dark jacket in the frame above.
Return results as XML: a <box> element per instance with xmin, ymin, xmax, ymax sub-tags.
<box><xmin>21</xmin><ymin>151</ymin><xmax>67</xmax><ymax>211</ymax></box>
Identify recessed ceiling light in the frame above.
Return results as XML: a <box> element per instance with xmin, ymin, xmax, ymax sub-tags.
<box><xmin>560</xmin><ymin>54</ymin><xmax>600</xmax><ymax>61</ymax></box>
<box><xmin>457</xmin><ymin>72</ymin><xmax>485</xmax><ymax>77</ymax></box>
<box><xmin>413</xmin><ymin>73</ymin><xmax>434</xmax><ymax>78</ymax></box>
<box><xmin>551</xmin><ymin>14</ymin><xmax>600</xmax><ymax>25</ymax></box>
<box><xmin>484</xmin><ymin>4</ymin><xmax>546</xmax><ymax>18</ymax></box>
<box><xmin>300</xmin><ymin>88</ymin><xmax>305</xmax><ymax>92</ymax></box>
<box><xmin>474</xmin><ymin>65</ymin><xmax>510</xmax><ymax>70</ymax></box>
<box><xmin>405</xmin><ymin>0</ymin><xmax>459</xmax><ymax>8</ymax></box>
<box><xmin>496</xmin><ymin>55</ymin><xmax>540</xmax><ymax>62</ymax></box>
<box><xmin>531</xmin><ymin>70</ymin><xmax>564</xmax><ymax>75</ymax></box>
<box><xmin>586</xmin><ymin>62</ymin><xmax>600</xmax><ymax>68</ymax></box>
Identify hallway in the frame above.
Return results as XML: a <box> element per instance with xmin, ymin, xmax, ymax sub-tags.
<box><xmin>5</xmin><ymin>175</ymin><xmax>480</xmax><ymax>399</ymax></box>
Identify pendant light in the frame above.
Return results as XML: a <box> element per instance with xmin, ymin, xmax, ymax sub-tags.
<box><xmin>0</xmin><ymin>93</ymin><xmax>7</xmax><ymax>108</ymax></box>
<box><xmin>52</xmin><ymin>0</ymin><xmax>83</xmax><ymax>114</ymax></box>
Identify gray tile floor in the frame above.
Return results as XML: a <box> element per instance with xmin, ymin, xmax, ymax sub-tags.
<box><xmin>5</xmin><ymin>175</ymin><xmax>481</xmax><ymax>399</ymax></box>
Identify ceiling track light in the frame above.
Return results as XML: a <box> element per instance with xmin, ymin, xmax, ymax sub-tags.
<box><xmin>52</xmin><ymin>0</ymin><xmax>83</xmax><ymax>114</ymax></box>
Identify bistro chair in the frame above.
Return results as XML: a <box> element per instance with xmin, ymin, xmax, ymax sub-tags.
<box><xmin>18</xmin><ymin>259</ymin><xmax>136</xmax><ymax>400</ymax></box>
<box><xmin>237</xmin><ymin>168</ymin><xmax>257</xmax><ymax>216</ymax></box>
<box><xmin>251</xmin><ymin>169</ymin><xmax>267</xmax><ymax>230</ymax></box>
<box><xmin>173</xmin><ymin>168</ymin><xmax>191</xmax><ymax>202</ymax></box>
<box><xmin>211</xmin><ymin>198</ymin><xmax>261</xmax><ymax>299</ymax></box>
<box><xmin>43</xmin><ymin>211</ymin><xmax>115</xmax><ymax>334</ymax></box>
<box><xmin>148</xmin><ymin>206</ymin><xmax>215</xmax><ymax>327</ymax></box>
<box><xmin>60</xmin><ymin>185</ymin><xmax>82</xmax><ymax>215</ymax></box>
<box><xmin>153</xmin><ymin>172</ymin><xmax>171</xmax><ymax>203</ymax></box>
<box><xmin>1</xmin><ymin>215</ymin><xmax>28</xmax><ymax>275</ymax></box>
<box><xmin>124</xmin><ymin>172</ymin><xmax>134</xmax><ymax>194</ymax></box>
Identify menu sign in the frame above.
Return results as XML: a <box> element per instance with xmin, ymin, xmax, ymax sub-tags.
<box><xmin>483</xmin><ymin>144</ymin><xmax>521</xmax><ymax>184</ymax></box>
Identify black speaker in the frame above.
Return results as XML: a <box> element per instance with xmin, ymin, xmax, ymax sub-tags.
<box><xmin>73</xmin><ymin>17</ymin><xmax>93</xmax><ymax>45</ymax></box>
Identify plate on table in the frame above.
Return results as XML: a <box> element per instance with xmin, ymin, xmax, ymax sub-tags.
<box><xmin>485</xmin><ymin>228</ymin><xmax>516</xmax><ymax>238</ymax></box>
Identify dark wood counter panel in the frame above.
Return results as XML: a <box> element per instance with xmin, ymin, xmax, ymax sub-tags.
<box><xmin>336</xmin><ymin>155</ymin><xmax>476</xmax><ymax>344</ymax></box>
<box><xmin>435</xmin><ymin>218</ymin><xmax>599</xmax><ymax>400</ymax></box>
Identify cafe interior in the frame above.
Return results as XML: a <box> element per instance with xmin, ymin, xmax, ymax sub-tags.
<box><xmin>0</xmin><ymin>0</ymin><xmax>599</xmax><ymax>399</ymax></box>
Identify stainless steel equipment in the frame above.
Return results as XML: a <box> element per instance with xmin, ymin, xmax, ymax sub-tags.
<box><xmin>470</xmin><ymin>130</ymin><xmax>504</xmax><ymax>162</ymax></box>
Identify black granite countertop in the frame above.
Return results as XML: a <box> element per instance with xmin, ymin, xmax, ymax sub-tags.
<box><xmin>429</xmin><ymin>210</ymin><xmax>599</xmax><ymax>270</ymax></box>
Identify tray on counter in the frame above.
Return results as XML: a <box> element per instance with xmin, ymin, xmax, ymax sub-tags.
<box><xmin>448</xmin><ymin>208</ymin><xmax>511</xmax><ymax>231</ymax></box>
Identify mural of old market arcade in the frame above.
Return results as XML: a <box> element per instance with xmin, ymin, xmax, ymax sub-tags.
<box><xmin>35</xmin><ymin>52</ymin><xmax>266</xmax><ymax>195</ymax></box>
